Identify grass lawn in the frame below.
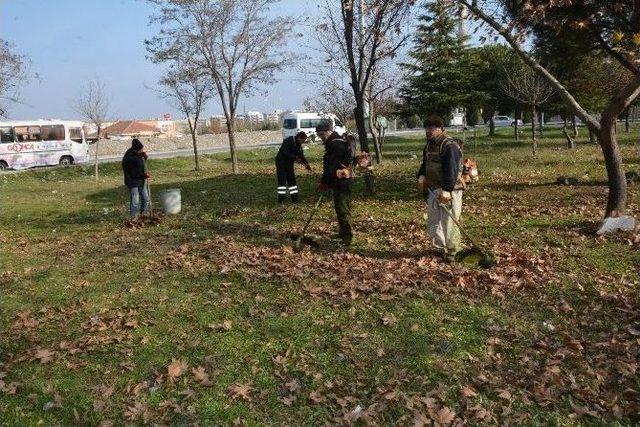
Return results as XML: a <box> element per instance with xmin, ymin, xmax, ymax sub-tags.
<box><xmin>1</xmin><ymin>127</ymin><xmax>639</xmax><ymax>426</ymax></box>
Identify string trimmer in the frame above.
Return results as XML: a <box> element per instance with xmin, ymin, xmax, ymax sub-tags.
<box><xmin>292</xmin><ymin>192</ymin><xmax>325</xmax><ymax>252</ymax></box>
<box><xmin>427</xmin><ymin>189</ymin><xmax>497</xmax><ymax>269</ymax></box>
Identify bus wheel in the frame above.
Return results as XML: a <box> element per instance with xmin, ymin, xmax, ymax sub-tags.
<box><xmin>0</xmin><ymin>161</ymin><xmax>7</xmax><ymax>171</ymax></box>
<box><xmin>59</xmin><ymin>156</ymin><xmax>74</xmax><ymax>167</ymax></box>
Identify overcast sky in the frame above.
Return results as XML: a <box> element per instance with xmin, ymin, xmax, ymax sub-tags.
<box><xmin>0</xmin><ymin>0</ymin><xmax>325</xmax><ymax>120</ymax></box>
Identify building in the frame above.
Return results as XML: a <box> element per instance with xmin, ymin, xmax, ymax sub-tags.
<box><xmin>102</xmin><ymin>120</ymin><xmax>160</xmax><ymax>140</ymax></box>
<box><xmin>140</xmin><ymin>119</ymin><xmax>177</xmax><ymax>138</ymax></box>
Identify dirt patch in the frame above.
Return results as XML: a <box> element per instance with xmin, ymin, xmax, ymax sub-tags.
<box><xmin>90</xmin><ymin>131</ymin><xmax>281</xmax><ymax>157</ymax></box>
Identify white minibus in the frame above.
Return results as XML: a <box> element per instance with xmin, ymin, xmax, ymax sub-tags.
<box><xmin>281</xmin><ymin>112</ymin><xmax>347</xmax><ymax>141</ymax></box>
<box><xmin>0</xmin><ymin>120</ymin><xmax>89</xmax><ymax>171</ymax></box>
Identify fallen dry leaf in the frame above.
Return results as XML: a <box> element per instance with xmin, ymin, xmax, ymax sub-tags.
<box><xmin>461</xmin><ymin>385</ymin><xmax>478</xmax><ymax>398</ymax></box>
<box><xmin>381</xmin><ymin>313</ymin><xmax>397</xmax><ymax>326</ymax></box>
<box><xmin>228</xmin><ymin>382</ymin><xmax>252</xmax><ymax>401</ymax></box>
<box><xmin>34</xmin><ymin>349</ymin><xmax>55</xmax><ymax>364</ymax></box>
<box><xmin>167</xmin><ymin>359</ymin><xmax>188</xmax><ymax>383</ymax></box>
<box><xmin>191</xmin><ymin>366</ymin><xmax>213</xmax><ymax>386</ymax></box>
<box><xmin>308</xmin><ymin>390</ymin><xmax>326</xmax><ymax>404</ymax></box>
<box><xmin>435</xmin><ymin>406</ymin><xmax>456</xmax><ymax>425</ymax></box>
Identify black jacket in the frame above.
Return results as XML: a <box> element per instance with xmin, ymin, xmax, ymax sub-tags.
<box><xmin>276</xmin><ymin>136</ymin><xmax>308</xmax><ymax>166</ymax></box>
<box><xmin>122</xmin><ymin>148</ymin><xmax>146</xmax><ymax>188</ymax></box>
<box><xmin>321</xmin><ymin>132</ymin><xmax>351</xmax><ymax>189</ymax></box>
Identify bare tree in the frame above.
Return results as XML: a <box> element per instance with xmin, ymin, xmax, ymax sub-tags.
<box><xmin>0</xmin><ymin>39</ymin><xmax>28</xmax><ymax>118</ymax></box>
<box><xmin>455</xmin><ymin>0</ymin><xmax>640</xmax><ymax>220</ymax></box>
<box><xmin>146</xmin><ymin>0</ymin><xmax>294</xmax><ymax>174</ymax></box>
<box><xmin>302</xmin><ymin>75</ymin><xmax>355</xmax><ymax>127</ymax></box>
<box><xmin>315</xmin><ymin>0</ymin><xmax>415</xmax><ymax>192</ymax></box>
<box><xmin>156</xmin><ymin>65</ymin><xmax>212</xmax><ymax>171</ymax></box>
<box><xmin>500</xmin><ymin>62</ymin><xmax>554</xmax><ymax>154</ymax></box>
<box><xmin>366</xmin><ymin>63</ymin><xmax>403</xmax><ymax>163</ymax></box>
<box><xmin>74</xmin><ymin>79</ymin><xmax>110</xmax><ymax>180</ymax></box>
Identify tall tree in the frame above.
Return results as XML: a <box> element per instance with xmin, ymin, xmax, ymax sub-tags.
<box><xmin>401</xmin><ymin>0</ymin><xmax>470</xmax><ymax>121</ymax></box>
<box><xmin>74</xmin><ymin>79</ymin><xmax>110</xmax><ymax>181</ymax></box>
<box><xmin>464</xmin><ymin>44</ymin><xmax>520</xmax><ymax>137</ymax></box>
<box><xmin>456</xmin><ymin>0</ymin><xmax>640</xmax><ymax>221</ymax></box>
<box><xmin>146</xmin><ymin>0</ymin><xmax>293</xmax><ymax>174</ymax></box>
<box><xmin>0</xmin><ymin>39</ymin><xmax>29</xmax><ymax>118</ymax></box>
<box><xmin>316</xmin><ymin>0</ymin><xmax>415</xmax><ymax>192</ymax></box>
<box><xmin>157</xmin><ymin>65</ymin><xmax>212</xmax><ymax>171</ymax></box>
<box><xmin>500</xmin><ymin>60</ymin><xmax>555</xmax><ymax>154</ymax></box>
<box><xmin>366</xmin><ymin>63</ymin><xmax>403</xmax><ymax>163</ymax></box>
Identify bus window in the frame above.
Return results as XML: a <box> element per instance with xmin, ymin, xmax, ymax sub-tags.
<box><xmin>69</xmin><ymin>127</ymin><xmax>83</xmax><ymax>143</ymax></box>
<box><xmin>14</xmin><ymin>126</ymin><xmax>42</xmax><ymax>142</ymax></box>
<box><xmin>41</xmin><ymin>125</ymin><xmax>65</xmax><ymax>141</ymax></box>
<box><xmin>283</xmin><ymin>119</ymin><xmax>297</xmax><ymax>129</ymax></box>
<box><xmin>0</xmin><ymin>127</ymin><xmax>13</xmax><ymax>143</ymax></box>
<box><xmin>300</xmin><ymin>119</ymin><xmax>323</xmax><ymax>129</ymax></box>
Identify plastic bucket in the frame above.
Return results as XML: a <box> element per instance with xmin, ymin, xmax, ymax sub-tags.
<box><xmin>159</xmin><ymin>188</ymin><xmax>181</xmax><ymax>215</ymax></box>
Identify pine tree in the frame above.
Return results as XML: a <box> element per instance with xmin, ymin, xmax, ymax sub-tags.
<box><xmin>400</xmin><ymin>0</ymin><xmax>470</xmax><ymax>121</ymax></box>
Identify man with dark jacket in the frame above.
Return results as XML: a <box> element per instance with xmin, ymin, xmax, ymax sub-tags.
<box><xmin>122</xmin><ymin>138</ymin><xmax>150</xmax><ymax>221</ymax></box>
<box><xmin>275</xmin><ymin>131</ymin><xmax>311</xmax><ymax>203</ymax></box>
<box><xmin>316</xmin><ymin>121</ymin><xmax>353</xmax><ymax>246</ymax></box>
<box><xmin>417</xmin><ymin>116</ymin><xmax>464</xmax><ymax>261</ymax></box>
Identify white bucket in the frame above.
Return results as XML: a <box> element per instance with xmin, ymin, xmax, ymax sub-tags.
<box><xmin>159</xmin><ymin>188</ymin><xmax>181</xmax><ymax>215</ymax></box>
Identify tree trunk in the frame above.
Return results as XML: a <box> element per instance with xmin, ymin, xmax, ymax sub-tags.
<box><xmin>572</xmin><ymin>115</ymin><xmax>578</xmax><ymax>138</ymax></box>
<box><xmin>488</xmin><ymin>116</ymin><xmax>495</xmax><ymax>136</ymax></box>
<box><xmin>625</xmin><ymin>110</ymin><xmax>630</xmax><ymax>133</ymax></box>
<box><xmin>367</xmin><ymin>113</ymin><xmax>382</xmax><ymax>164</ymax></box>
<box><xmin>188</xmin><ymin>119</ymin><xmax>199</xmax><ymax>171</ymax></box>
<box><xmin>531</xmin><ymin>105</ymin><xmax>537</xmax><ymax>155</ymax></box>
<box><xmin>562</xmin><ymin>118</ymin><xmax>576</xmax><ymax>149</ymax></box>
<box><xmin>226</xmin><ymin>119</ymin><xmax>239</xmax><ymax>174</ymax></box>
<box><xmin>538</xmin><ymin>111</ymin><xmax>544</xmax><ymax>138</ymax></box>
<box><xmin>94</xmin><ymin>138</ymin><xmax>99</xmax><ymax>180</ymax></box>
<box><xmin>589</xmin><ymin>128</ymin><xmax>596</xmax><ymax>144</ymax></box>
<box><xmin>514</xmin><ymin>108</ymin><xmax>519</xmax><ymax>141</ymax></box>
<box><xmin>597</xmin><ymin>118</ymin><xmax>627</xmax><ymax>216</ymax></box>
<box><xmin>353</xmin><ymin>100</ymin><xmax>374</xmax><ymax>194</ymax></box>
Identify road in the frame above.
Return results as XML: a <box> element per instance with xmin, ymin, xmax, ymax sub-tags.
<box><xmin>94</xmin><ymin>129</ymin><xmax>426</xmax><ymax>164</ymax></box>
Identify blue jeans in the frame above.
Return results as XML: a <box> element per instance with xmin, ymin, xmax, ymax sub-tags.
<box><xmin>129</xmin><ymin>184</ymin><xmax>150</xmax><ymax>219</ymax></box>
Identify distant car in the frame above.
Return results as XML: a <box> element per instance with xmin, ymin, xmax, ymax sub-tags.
<box><xmin>493</xmin><ymin>116</ymin><xmax>523</xmax><ymax>127</ymax></box>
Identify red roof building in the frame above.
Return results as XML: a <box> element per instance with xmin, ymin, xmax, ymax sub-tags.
<box><xmin>102</xmin><ymin>121</ymin><xmax>160</xmax><ymax>139</ymax></box>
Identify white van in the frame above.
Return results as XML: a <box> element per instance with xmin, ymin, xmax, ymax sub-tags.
<box><xmin>0</xmin><ymin>120</ymin><xmax>89</xmax><ymax>171</ymax></box>
<box><xmin>281</xmin><ymin>112</ymin><xmax>346</xmax><ymax>141</ymax></box>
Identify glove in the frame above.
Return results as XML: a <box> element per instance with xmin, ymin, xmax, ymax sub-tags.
<box><xmin>437</xmin><ymin>189</ymin><xmax>452</xmax><ymax>204</ymax></box>
<box><xmin>317</xmin><ymin>182</ymin><xmax>329</xmax><ymax>192</ymax></box>
<box><xmin>417</xmin><ymin>175</ymin><xmax>426</xmax><ymax>192</ymax></box>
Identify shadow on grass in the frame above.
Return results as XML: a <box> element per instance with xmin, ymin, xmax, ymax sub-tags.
<box><xmin>86</xmin><ymin>172</ymin><xmax>293</xmax><ymax>214</ymax></box>
<box><xmin>484</xmin><ymin>180</ymin><xmax>609</xmax><ymax>192</ymax></box>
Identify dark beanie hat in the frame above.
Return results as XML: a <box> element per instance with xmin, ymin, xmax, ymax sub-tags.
<box><xmin>424</xmin><ymin>115</ymin><xmax>445</xmax><ymax>129</ymax></box>
<box><xmin>315</xmin><ymin>120</ymin><xmax>332</xmax><ymax>132</ymax></box>
<box><xmin>296</xmin><ymin>131</ymin><xmax>308</xmax><ymax>140</ymax></box>
<box><xmin>132</xmin><ymin>138</ymin><xmax>143</xmax><ymax>150</ymax></box>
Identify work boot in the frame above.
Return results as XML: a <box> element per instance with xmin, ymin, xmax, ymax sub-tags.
<box><xmin>444</xmin><ymin>252</ymin><xmax>457</xmax><ymax>263</ymax></box>
<box><xmin>291</xmin><ymin>194</ymin><xmax>300</xmax><ymax>203</ymax></box>
<box><xmin>278</xmin><ymin>195</ymin><xmax>287</xmax><ymax>204</ymax></box>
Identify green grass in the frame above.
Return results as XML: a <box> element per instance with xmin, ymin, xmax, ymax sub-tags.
<box><xmin>1</xmin><ymin>126</ymin><xmax>639</xmax><ymax>425</ymax></box>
